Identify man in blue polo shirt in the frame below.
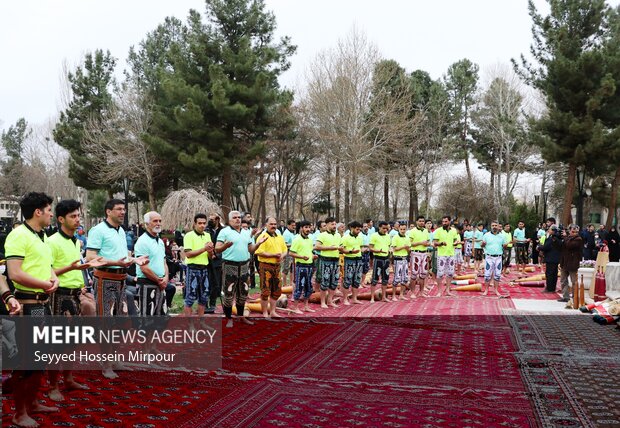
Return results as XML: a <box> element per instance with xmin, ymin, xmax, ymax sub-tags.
<box><xmin>481</xmin><ymin>220</ymin><xmax>509</xmax><ymax>298</ymax></box>
<box><xmin>134</xmin><ymin>211</ymin><xmax>168</xmax><ymax>316</ymax></box>
<box><xmin>513</xmin><ymin>221</ymin><xmax>530</xmax><ymax>273</ymax></box>
<box><xmin>216</xmin><ymin>210</ymin><xmax>267</xmax><ymax>328</ymax></box>
<box><xmin>86</xmin><ymin>199</ymin><xmax>147</xmax><ymax>317</ymax></box>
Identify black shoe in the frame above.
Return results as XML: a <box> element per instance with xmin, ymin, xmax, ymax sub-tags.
<box><xmin>541</xmin><ymin>290</ymin><xmax>556</xmax><ymax>294</ymax></box>
<box><xmin>204</xmin><ymin>307</ymin><xmax>216</xmax><ymax>314</ymax></box>
<box><xmin>557</xmin><ymin>298</ymin><xmax>569</xmax><ymax>302</ymax></box>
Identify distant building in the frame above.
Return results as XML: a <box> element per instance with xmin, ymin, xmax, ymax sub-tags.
<box><xmin>0</xmin><ymin>200</ymin><xmax>20</xmax><ymax>226</ymax></box>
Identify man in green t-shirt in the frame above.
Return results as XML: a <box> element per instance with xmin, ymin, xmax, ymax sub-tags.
<box><xmin>340</xmin><ymin>221</ymin><xmax>364</xmax><ymax>305</ymax></box>
<box><xmin>369</xmin><ymin>221</ymin><xmax>391</xmax><ymax>303</ymax></box>
<box><xmin>5</xmin><ymin>192</ymin><xmax>59</xmax><ymax>426</ymax></box>
<box><xmin>407</xmin><ymin>215</ymin><xmax>431</xmax><ymax>298</ymax></box>
<box><xmin>433</xmin><ymin>216</ymin><xmax>460</xmax><ymax>297</ymax></box>
<box><xmin>183</xmin><ymin>213</ymin><xmax>214</xmax><ymax>317</ymax></box>
<box><xmin>48</xmin><ymin>199</ymin><xmax>103</xmax><ymax>402</ymax></box>
<box><xmin>314</xmin><ymin>217</ymin><xmax>341</xmax><ymax>308</ymax></box>
<box><xmin>390</xmin><ymin>223</ymin><xmax>411</xmax><ymax>301</ymax></box>
<box><xmin>289</xmin><ymin>221</ymin><xmax>316</xmax><ymax>313</ymax></box>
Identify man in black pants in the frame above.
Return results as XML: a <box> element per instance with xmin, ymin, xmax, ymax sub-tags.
<box><xmin>206</xmin><ymin>213</ymin><xmax>224</xmax><ymax>314</ymax></box>
<box><xmin>539</xmin><ymin>225</ymin><xmax>562</xmax><ymax>294</ymax></box>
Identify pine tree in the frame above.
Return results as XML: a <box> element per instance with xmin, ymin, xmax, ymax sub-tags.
<box><xmin>53</xmin><ymin>50</ymin><xmax>116</xmax><ymax>190</ymax></box>
<box><xmin>142</xmin><ymin>0</ymin><xmax>295</xmax><ymax>215</ymax></box>
<box><xmin>514</xmin><ymin>0</ymin><xmax>611</xmax><ymax>225</ymax></box>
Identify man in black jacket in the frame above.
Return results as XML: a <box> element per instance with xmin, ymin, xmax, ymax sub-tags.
<box><xmin>539</xmin><ymin>225</ymin><xmax>562</xmax><ymax>293</ymax></box>
<box><xmin>559</xmin><ymin>225</ymin><xmax>583</xmax><ymax>302</ymax></box>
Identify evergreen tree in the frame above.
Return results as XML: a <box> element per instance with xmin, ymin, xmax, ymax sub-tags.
<box><xmin>53</xmin><ymin>50</ymin><xmax>117</xmax><ymax>190</ymax></box>
<box><xmin>1</xmin><ymin>118</ymin><xmax>29</xmax><ymax>197</ymax></box>
<box><xmin>142</xmin><ymin>0</ymin><xmax>295</xmax><ymax>215</ymax></box>
<box><xmin>595</xmin><ymin>6</ymin><xmax>620</xmax><ymax>227</ymax></box>
<box><xmin>444</xmin><ymin>58</ymin><xmax>479</xmax><ymax>191</ymax></box>
<box><xmin>514</xmin><ymin>0</ymin><xmax>611</xmax><ymax>225</ymax></box>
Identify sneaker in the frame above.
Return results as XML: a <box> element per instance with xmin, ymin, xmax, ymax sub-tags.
<box><xmin>557</xmin><ymin>298</ymin><xmax>569</xmax><ymax>302</ymax></box>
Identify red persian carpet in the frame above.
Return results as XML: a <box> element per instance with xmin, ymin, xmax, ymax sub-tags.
<box><xmin>3</xmin><ymin>317</ymin><xmax>539</xmax><ymax>427</ymax></box>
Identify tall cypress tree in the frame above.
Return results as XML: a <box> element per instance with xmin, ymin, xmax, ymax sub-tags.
<box><xmin>514</xmin><ymin>0</ymin><xmax>611</xmax><ymax>225</ymax></box>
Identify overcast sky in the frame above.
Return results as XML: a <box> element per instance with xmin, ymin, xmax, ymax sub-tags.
<box><xmin>0</xmin><ymin>0</ymin><xmax>566</xmax><ymax>128</ymax></box>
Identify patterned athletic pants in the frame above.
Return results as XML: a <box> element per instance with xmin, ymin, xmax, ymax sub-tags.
<box><xmin>343</xmin><ymin>258</ymin><xmax>363</xmax><ymax>289</ymax></box>
<box><xmin>361</xmin><ymin>251</ymin><xmax>370</xmax><ymax>274</ymax></box>
<box><xmin>464</xmin><ymin>241</ymin><xmax>473</xmax><ymax>258</ymax></box>
<box><xmin>392</xmin><ymin>258</ymin><xmax>409</xmax><ymax>285</ymax></box>
<box><xmin>485</xmin><ymin>255</ymin><xmax>502</xmax><ymax>282</ymax></box>
<box><xmin>515</xmin><ymin>244</ymin><xmax>528</xmax><ymax>265</ymax></box>
<box><xmin>138</xmin><ymin>280</ymin><xmax>167</xmax><ymax>316</ymax></box>
<box><xmin>294</xmin><ymin>264</ymin><xmax>314</xmax><ymax>300</ymax></box>
<box><xmin>436</xmin><ymin>256</ymin><xmax>455</xmax><ymax>278</ymax></box>
<box><xmin>320</xmin><ymin>259</ymin><xmax>339</xmax><ymax>291</ymax></box>
<box><xmin>222</xmin><ymin>260</ymin><xmax>250</xmax><ymax>319</ymax></box>
<box><xmin>502</xmin><ymin>247</ymin><xmax>512</xmax><ymax>268</ymax></box>
<box><xmin>185</xmin><ymin>266</ymin><xmax>209</xmax><ymax>307</ymax></box>
<box><xmin>93</xmin><ymin>274</ymin><xmax>127</xmax><ymax>316</ymax></box>
<box><xmin>410</xmin><ymin>252</ymin><xmax>428</xmax><ymax>280</ymax></box>
<box><xmin>372</xmin><ymin>257</ymin><xmax>390</xmax><ymax>285</ymax></box>
<box><xmin>51</xmin><ymin>291</ymin><xmax>81</xmax><ymax>316</ymax></box>
<box><xmin>259</xmin><ymin>261</ymin><xmax>283</xmax><ymax>301</ymax></box>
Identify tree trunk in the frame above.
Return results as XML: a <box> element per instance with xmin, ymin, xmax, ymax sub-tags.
<box><xmin>148</xmin><ymin>187</ymin><xmax>157</xmax><ymax>211</ymax></box>
<box><xmin>350</xmin><ymin>164</ymin><xmax>358</xmax><ymax>221</ymax></box>
<box><xmin>384</xmin><ymin>172</ymin><xmax>390</xmax><ymax>220</ymax></box>
<box><xmin>392</xmin><ymin>177</ymin><xmax>398</xmax><ymax>220</ymax></box>
<box><xmin>344</xmin><ymin>170</ymin><xmax>350</xmax><ymax>224</ymax></box>
<box><xmin>464</xmin><ymin>155</ymin><xmax>473</xmax><ymax>191</ymax></box>
<box><xmin>407</xmin><ymin>172</ymin><xmax>418</xmax><ymax>223</ymax></box>
<box><xmin>335</xmin><ymin>162</ymin><xmax>340</xmax><ymax>221</ymax></box>
<box><xmin>606</xmin><ymin>165</ymin><xmax>620</xmax><ymax>229</ymax></box>
<box><xmin>221</xmin><ymin>163</ymin><xmax>232</xmax><ymax>220</ymax></box>
<box><xmin>424</xmin><ymin>169</ymin><xmax>430</xmax><ymax>218</ymax></box>
<box><xmin>562</xmin><ymin>163</ymin><xmax>577</xmax><ymax>226</ymax></box>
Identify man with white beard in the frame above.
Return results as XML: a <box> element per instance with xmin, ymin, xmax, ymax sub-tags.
<box><xmin>134</xmin><ymin>211</ymin><xmax>169</xmax><ymax>316</ymax></box>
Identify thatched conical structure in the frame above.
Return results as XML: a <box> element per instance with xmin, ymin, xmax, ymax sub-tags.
<box><xmin>160</xmin><ymin>189</ymin><xmax>221</xmax><ymax>230</ymax></box>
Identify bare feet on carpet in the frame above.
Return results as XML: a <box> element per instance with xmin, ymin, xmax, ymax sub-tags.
<box><xmin>321</xmin><ymin>303</ymin><xmax>328</xmax><ymax>309</ymax></box>
<box><xmin>65</xmin><ymin>380</ymin><xmax>88</xmax><ymax>391</ymax></box>
<box><xmin>30</xmin><ymin>402</ymin><xmax>58</xmax><ymax>413</ymax></box>
<box><xmin>48</xmin><ymin>389</ymin><xmax>64</xmax><ymax>402</ymax></box>
<box><xmin>240</xmin><ymin>317</ymin><xmax>254</xmax><ymax>325</ymax></box>
<box><xmin>102</xmin><ymin>369</ymin><xmax>118</xmax><ymax>379</ymax></box>
<box><xmin>12</xmin><ymin>414</ymin><xmax>39</xmax><ymax>428</ymax></box>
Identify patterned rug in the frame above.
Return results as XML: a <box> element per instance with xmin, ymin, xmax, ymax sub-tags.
<box><xmin>3</xmin><ymin>317</ymin><xmax>538</xmax><ymax>427</ymax></box>
<box><xmin>509</xmin><ymin>315</ymin><xmax>620</xmax><ymax>427</ymax></box>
